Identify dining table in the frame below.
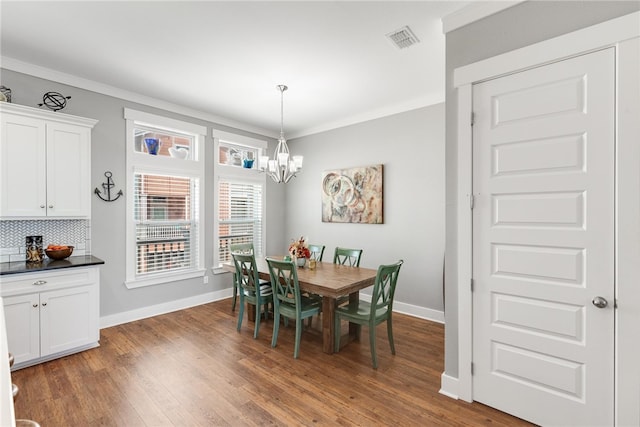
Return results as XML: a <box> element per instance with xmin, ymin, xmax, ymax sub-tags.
<box><xmin>224</xmin><ymin>257</ymin><xmax>378</xmax><ymax>354</ymax></box>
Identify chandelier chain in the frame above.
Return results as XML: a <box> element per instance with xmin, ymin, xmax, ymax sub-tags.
<box><xmin>279</xmin><ymin>85</ymin><xmax>287</xmax><ymax>141</ymax></box>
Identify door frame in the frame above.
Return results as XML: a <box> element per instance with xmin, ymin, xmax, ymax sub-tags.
<box><xmin>451</xmin><ymin>11</ymin><xmax>640</xmax><ymax>425</ymax></box>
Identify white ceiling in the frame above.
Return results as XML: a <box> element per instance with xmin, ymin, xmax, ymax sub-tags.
<box><xmin>0</xmin><ymin>1</ymin><xmax>469</xmax><ymax>138</ymax></box>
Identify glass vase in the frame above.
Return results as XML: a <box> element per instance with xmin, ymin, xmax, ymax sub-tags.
<box><xmin>144</xmin><ymin>138</ymin><xmax>161</xmax><ymax>155</ymax></box>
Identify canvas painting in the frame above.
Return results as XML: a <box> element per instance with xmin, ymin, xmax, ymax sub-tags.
<box><xmin>322</xmin><ymin>164</ymin><xmax>383</xmax><ymax>224</ymax></box>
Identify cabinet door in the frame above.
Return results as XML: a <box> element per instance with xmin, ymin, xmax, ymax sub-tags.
<box><xmin>40</xmin><ymin>284</ymin><xmax>99</xmax><ymax>357</ymax></box>
<box><xmin>46</xmin><ymin>122</ymin><xmax>91</xmax><ymax>217</ymax></box>
<box><xmin>0</xmin><ymin>114</ymin><xmax>47</xmax><ymax>217</ymax></box>
<box><xmin>2</xmin><ymin>294</ymin><xmax>40</xmax><ymax>365</ymax></box>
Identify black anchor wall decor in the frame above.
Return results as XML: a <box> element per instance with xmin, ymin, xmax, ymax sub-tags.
<box><xmin>95</xmin><ymin>171</ymin><xmax>123</xmax><ymax>202</ymax></box>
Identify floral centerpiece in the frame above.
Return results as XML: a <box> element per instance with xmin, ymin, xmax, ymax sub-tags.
<box><xmin>289</xmin><ymin>236</ymin><xmax>311</xmax><ymax>260</ymax></box>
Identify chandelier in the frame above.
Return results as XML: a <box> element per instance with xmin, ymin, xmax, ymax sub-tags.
<box><xmin>258</xmin><ymin>85</ymin><xmax>303</xmax><ymax>183</ymax></box>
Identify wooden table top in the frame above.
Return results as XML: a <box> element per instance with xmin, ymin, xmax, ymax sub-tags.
<box><xmin>223</xmin><ymin>257</ymin><xmax>378</xmax><ymax>299</ymax></box>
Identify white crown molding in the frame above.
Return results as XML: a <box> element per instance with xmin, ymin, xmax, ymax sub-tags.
<box><xmin>441</xmin><ymin>1</ymin><xmax>526</xmax><ymax>34</ymax></box>
<box><xmin>2</xmin><ymin>54</ymin><xmax>433</xmax><ymax>141</ymax></box>
<box><xmin>289</xmin><ymin>92</ymin><xmax>445</xmax><ymax>139</ymax></box>
<box><xmin>0</xmin><ymin>101</ymin><xmax>98</xmax><ymax>128</ymax></box>
<box><xmin>0</xmin><ymin>56</ymin><xmax>279</xmax><ymax>139</ymax></box>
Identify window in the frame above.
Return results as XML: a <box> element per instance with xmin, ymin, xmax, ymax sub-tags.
<box><xmin>217</xmin><ymin>180</ymin><xmax>263</xmax><ymax>265</ymax></box>
<box><xmin>124</xmin><ymin>109</ymin><xmax>206</xmax><ymax>288</ymax></box>
<box><xmin>134</xmin><ymin>174</ymin><xmax>196</xmax><ymax>275</ymax></box>
<box><xmin>134</xmin><ymin>126</ymin><xmax>194</xmax><ymax>159</ymax></box>
<box><xmin>212</xmin><ymin>129</ymin><xmax>267</xmax><ymax>271</ymax></box>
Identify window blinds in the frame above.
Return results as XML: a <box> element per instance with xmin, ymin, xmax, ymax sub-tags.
<box><xmin>134</xmin><ymin>173</ymin><xmax>199</xmax><ymax>276</ymax></box>
<box><xmin>217</xmin><ymin>180</ymin><xmax>263</xmax><ymax>266</ymax></box>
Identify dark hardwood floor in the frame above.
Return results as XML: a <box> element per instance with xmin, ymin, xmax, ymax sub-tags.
<box><xmin>11</xmin><ymin>299</ymin><xmax>532</xmax><ymax>426</ymax></box>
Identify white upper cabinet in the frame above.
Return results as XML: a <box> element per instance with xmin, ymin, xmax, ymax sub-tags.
<box><xmin>0</xmin><ymin>103</ymin><xmax>97</xmax><ymax>218</ymax></box>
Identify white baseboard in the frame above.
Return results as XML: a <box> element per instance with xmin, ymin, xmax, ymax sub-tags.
<box><xmin>439</xmin><ymin>372</ymin><xmax>459</xmax><ymax>400</ymax></box>
<box><xmin>100</xmin><ymin>289</ymin><xmax>444</xmax><ymax>329</ymax></box>
<box><xmin>359</xmin><ymin>294</ymin><xmax>444</xmax><ymax>324</ymax></box>
<box><xmin>99</xmin><ymin>288</ymin><xmax>232</xmax><ymax>329</ymax></box>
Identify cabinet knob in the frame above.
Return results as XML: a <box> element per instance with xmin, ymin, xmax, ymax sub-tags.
<box><xmin>40</xmin><ymin>205</ymin><xmax>45</xmax><ymax>209</ymax></box>
<box><xmin>32</xmin><ymin>304</ymin><xmax>38</xmax><ymax>308</ymax></box>
<box><xmin>48</xmin><ymin>205</ymin><xmax>54</xmax><ymax>209</ymax></box>
<box><xmin>33</xmin><ymin>280</ymin><xmax>47</xmax><ymax>286</ymax></box>
<box><xmin>42</xmin><ymin>302</ymin><xmax>47</xmax><ymax>307</ymax></box>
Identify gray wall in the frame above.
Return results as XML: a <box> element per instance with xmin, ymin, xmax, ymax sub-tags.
<box><xmin>0</xmin><ymin>68</ymin><xmax>286</xmax><ymax>319</ymax></box>
<box><xmin>444</xmin><ymin>1</ymin><xmax>640</xmax><ymax>377</ymax></box>
<box><xmin>1</xmin><ymin>68</ymin><xmax>444</xmax><ymax>321</ymax></box>
<box><xmin>287</xmin><ymin>103</ymin><xmax>445</xmax><ymax>312</ymax></box>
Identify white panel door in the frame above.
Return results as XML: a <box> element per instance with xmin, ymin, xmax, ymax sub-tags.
<box><xmin>472</xmin><ymin>48</ymin><xmax>614</xmax><ymax>426</ymax></box>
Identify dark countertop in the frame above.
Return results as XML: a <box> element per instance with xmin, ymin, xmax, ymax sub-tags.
<box><xmin>0</xmin><ymin>255</ymin><xmax>105</xmax><ymax>276</ymax></box>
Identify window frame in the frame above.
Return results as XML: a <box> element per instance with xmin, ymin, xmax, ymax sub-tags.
<box><xmin>212</xmin><ymin>128</ymin><xmax>267</xmax><ymax>274</ymax></box>
<box><xmin>124</xmin><ymin>108</ymin><xmax>206</xmax><ymax>288</ymax></box>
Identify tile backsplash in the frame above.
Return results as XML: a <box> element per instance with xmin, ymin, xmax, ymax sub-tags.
<box><xmin>0</xmin><ymin>219</ymin><xmax>91</xmax><ymax>263</ymax></box>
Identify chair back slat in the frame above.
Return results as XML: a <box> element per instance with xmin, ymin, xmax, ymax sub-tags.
<box><xmin>371</xmin><ymin>260</ymin><xmax>404</xmax><ymax>313</ymax></box>
<box><xmin>266</xmin><ymin>258</ymin><xmax>301</xmax><ymax>306</ymax></box>
<box><xmin>308</xmin><ymin>244</ymin><xmax>325</xmax><ymax>262</ymax></box>
<box><xmin>333</xmin><ymin>247</ymin><xmax>363</xmax><ymax>267</ymax></box>
<box><xmin>230</xmin><ymin>242</ymin><xmax>254</xmax><ymax>255</ymax></box>
<box><xmin>232</xmin><ymin>252</ymin><xmax>261</xmax><ymax>293</ymax></box>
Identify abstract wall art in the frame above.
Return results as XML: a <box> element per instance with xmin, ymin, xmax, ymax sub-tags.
<box><xmin>321</xmin><ymin>164</ymin><xmax>383</xmax><ymax>224</ymax></box>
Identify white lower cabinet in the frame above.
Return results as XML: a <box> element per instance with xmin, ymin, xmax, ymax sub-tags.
<box><xmin>2</xmin><ymin>293</ymin><xmax>40</xmax><ymax>364</ymax></box>
<box><xmin>1</xmin><ymin>267</ymin><xmax>100</xmax><ymax>369</ymax></box>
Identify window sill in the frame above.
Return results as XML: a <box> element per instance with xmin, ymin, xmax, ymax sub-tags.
<box><xmin>124</xmin><ymin>269</ymin><xmax>206</xmax><ymax>289</ymax></box>
<box><xmin>212</xmin><ymin>266</ymin><xmax>232</xmax><ymax>275</ymax></box>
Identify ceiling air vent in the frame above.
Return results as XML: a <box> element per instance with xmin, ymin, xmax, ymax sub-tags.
<box><xmin>386</xmin><ymin>26</ymin><xmax>420</xmax><ymax>50</ymax></box>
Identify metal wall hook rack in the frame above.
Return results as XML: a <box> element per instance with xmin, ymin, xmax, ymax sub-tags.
<box><xmin>95</xmin><ymin>171</ymin><xmax>123</xmax><ymax>202</ymax></box>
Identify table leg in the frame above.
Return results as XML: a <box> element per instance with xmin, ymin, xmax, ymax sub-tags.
<box><xmin>348</xmin><ymin>291</ymin><xmax>361</xmax><ymax>341</ymax></box>
<box><xmin>247</xmin><ymin>303</ymin><xmax>256</xmax><ymax>322</ymax></box>
<box><xmin>322</xmin><ymin>296</ymin><xmax>337</xmax><ymax>354</ymax></box>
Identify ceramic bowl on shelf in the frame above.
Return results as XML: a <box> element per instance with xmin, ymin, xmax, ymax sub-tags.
<box><xmin>169</xmin><ymin>146</ymin><xmax>188</xmax><ymax>159</ymax></box>
<box><xmin>45</xmin><ymin>246</ymin><xmax>74</xmax><ymax>260</ymax></box>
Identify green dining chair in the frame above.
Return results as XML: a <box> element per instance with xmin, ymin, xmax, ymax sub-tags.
<box><xmin>229</xmin><ymin>242</ymin><xmax>269</xmax><ymax>311</ymax></box>
<box><xmin>308</xmin><ymin>244</ymin><xmax>325</xmax><ymax>262</ymax></box>
<box><xmin>299</xmin><ymin>244</ymin><xmax>325</xmax><ymax>327</ymax></box>
<box><xmin>332</xmin><ymin>247</ymin><xmax>364</xmax><ymax>306</ymax></box>
<box><xmin>266</xmin><ymin>257</ymin><xmax>321</xmax><ymax>358</ymax></box>
<box><xmin>232</xmin><ymin>252</ymin><xmax>273</xmax><ymax>339</ymax></box>
<box><xmin>333</xmin><ymin>247</ymin><xmax>363</xmax><ymax>267</ymax></box>
<box><xmin>334</xmin><ymin>259</ymin><xmax>404</xmax><ymax>369</ymax></box>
